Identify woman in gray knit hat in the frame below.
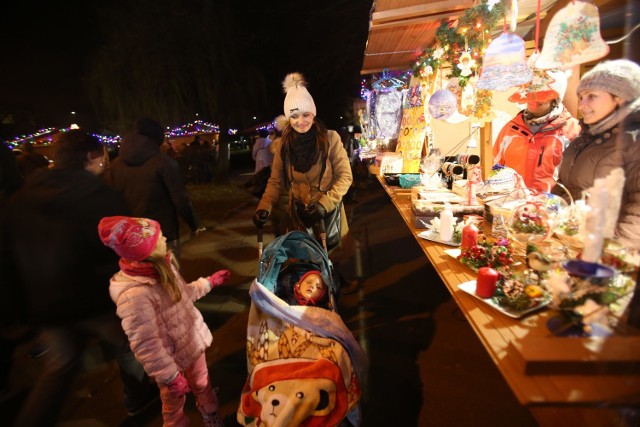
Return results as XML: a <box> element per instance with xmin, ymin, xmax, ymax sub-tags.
<box><xmin>552</xmin><ymin>59</ymin><xmax>640</xmax><ymax>250</ymax></box>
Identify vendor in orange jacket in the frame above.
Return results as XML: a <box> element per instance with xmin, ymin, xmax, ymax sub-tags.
<box><xmin>492</xmin><ymin>69</ymin><xmax>580</xmax><ymax>193</ymax></box>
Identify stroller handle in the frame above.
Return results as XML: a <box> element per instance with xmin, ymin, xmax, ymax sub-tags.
<box><xmin>257</xmin><ymin>227</ymin><xmax>263</xmax><ymax>259</ymax></box>
<box><xmin>313</xmin><ymin>220</ymin><xmax>328</xmax><ymax>252</ymax></box>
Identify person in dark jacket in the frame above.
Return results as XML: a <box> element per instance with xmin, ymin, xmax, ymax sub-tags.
<box><xmin>1</xmin><ymin>130</ymin><xmax>157</xmax><ymax>427</ymax></box>
<box><xmin>107</xmin><ymin>118</ymin><xmax>203</xmax><ymax>260</ymax></box>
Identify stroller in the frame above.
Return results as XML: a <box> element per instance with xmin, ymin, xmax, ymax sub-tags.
<box><xmin>237</xmin><ymin>230</ymin><xmax>366</xmax><ymax>427</ymax></box>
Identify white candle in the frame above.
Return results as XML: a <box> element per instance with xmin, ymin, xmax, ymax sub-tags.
<box><xmin>439</xmin><ymin>209</ymin><xmax>454</xmax><ymax>241</ymax></box>
<box><xmin>582</xmin><ymin>232</ymin><xmax>604</xmax><ymax>262</ymax></box>
<box><xmin>603</xmin><ymin>168</ymin><xmax>625</xmax><ymax>239</ymax></box>
<box><xmin>583</xmin><ymin>178</ymin><xmax>607</xmax><ymax>262</ymax></box>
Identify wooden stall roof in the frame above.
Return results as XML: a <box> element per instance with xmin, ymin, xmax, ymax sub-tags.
<box><xmin>361</xmin><ymin>0</ymin><xmax>627</xmax><ymax>75</ymax></box>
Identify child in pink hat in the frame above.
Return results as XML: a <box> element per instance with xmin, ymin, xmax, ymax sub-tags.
<box><xmin>98</xmin><ymin>216</ymin><xmax>230</xmax><ymax>427</ymax></box>
<box><xmin>275</xmin><ymin>268</ymin><xmax>330</xmax><ymax>309</ymax></box>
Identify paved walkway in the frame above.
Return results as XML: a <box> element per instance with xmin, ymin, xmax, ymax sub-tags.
<box><xmin>1</xmin><ymin>174</ymin><xmax>538</xmax><ymax>427</ymax></box>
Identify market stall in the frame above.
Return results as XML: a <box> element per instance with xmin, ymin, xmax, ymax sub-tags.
<box><xmin>358</xmin><ymin>0</ymin><xmax>640</xmax><ymax>425</ymax></box>
<box><xmin>358</xmin><ymin>0</ymin><xmax>629</xmax><ymax>178</ymax></box>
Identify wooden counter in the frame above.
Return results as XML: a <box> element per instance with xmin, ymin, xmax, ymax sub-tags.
<box><xmin>376</xmin><ymin>175</ymin><xmax>640</xmax><ymax>426</ymax></box>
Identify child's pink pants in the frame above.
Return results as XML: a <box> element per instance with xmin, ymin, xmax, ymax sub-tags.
<box><xmin>157</xmin><ymin>353</ymin><xmax>219</xmax><ymax>426</ymax></box>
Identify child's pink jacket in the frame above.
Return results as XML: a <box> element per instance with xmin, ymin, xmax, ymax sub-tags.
<box><xmin>109</xmin><ymin>265</ymin><xmax>213</xmax><ymax>384</ymax></box>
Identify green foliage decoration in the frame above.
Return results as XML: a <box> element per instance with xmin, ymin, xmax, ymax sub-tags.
<box><xmin>411</xmin><ymin>0</ymin><xmax>508</xmax><ymax>86</ymax></box>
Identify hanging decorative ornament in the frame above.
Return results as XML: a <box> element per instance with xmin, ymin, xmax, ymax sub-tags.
<box><xmin>472</xmin><ymin>89</ymin><xmax>496</xmax><ymax>127</ymax></box>
<box><xmin>477</xmin><ymin>33</ymin><xmax>533</xmax><ymax>91</ymax></box>
<box><xmin>457</xmin><ymin>51</ymin><xmax>477</xmax><ymax>77</ymax></box>
<box><xmin>428</xmin><ymin>89</ymin><xmax>458</xmax><ymax>120</ymax></box>
<box><xmin>407</xmin><ymin>84</ymin><xmax>423</xmax><ymax>108</ymax></box>
<box><xmin>421</xmin><ymin>65</ymin><xmax>434</xmax><ymax>79</ymax></box>
<box><xmin>460</xmin><ymin>80</ymin><xmax>476</xmax><ymax>116</ymax></box>
<box><xmin>446</xmin><ymin>77</ymin><xmax>474</xmax><ymax>118</ymax></box>
<box><xmin>535</xmin><ymin>1</ymin><xmax>609</xmax><ymax>70</ymax></box>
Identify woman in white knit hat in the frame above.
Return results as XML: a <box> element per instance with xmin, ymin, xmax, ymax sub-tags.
<box><xmin>552</xmin><ymin>59</ymin><xmax>640</xmax><ymax>250</ymax></box>
<box><xmin>253</xmin><ymin>72</ymin><xmax>353</xmax><ymax>251</ymax></box>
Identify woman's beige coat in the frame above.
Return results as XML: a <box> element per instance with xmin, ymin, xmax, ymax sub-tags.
<box><xmin>257</xmin><ymin>129</ymin><xmax>353</xmax><ymax>241</ymax></box>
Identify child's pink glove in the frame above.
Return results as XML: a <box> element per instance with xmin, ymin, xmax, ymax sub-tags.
<box><xmin>166</xmin><ymin>372</ymin><xmax>190</xmax><ymax>398</ymax></box>
<box><xmin>208</xmin><ymin>269</ymin><xmax>231</xmax><ymax>288</ymax></box>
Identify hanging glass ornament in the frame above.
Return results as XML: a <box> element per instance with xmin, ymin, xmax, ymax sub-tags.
<box><xmin>428</xmin><ymin>89</ymin><xmax>458</xmax><ymax>120</ymax></box>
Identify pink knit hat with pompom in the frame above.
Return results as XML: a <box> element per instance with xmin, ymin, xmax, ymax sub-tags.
<box><xmin>98</xmin><ymin>216</ymin><xmax>160</xmax><ymax>261</ymax></box>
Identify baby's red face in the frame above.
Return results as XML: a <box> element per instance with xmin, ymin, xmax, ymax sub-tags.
<box><xmin>298</xmin><ymin>273</ymin><xmax>325</xmax><ymax>300</ymax></box>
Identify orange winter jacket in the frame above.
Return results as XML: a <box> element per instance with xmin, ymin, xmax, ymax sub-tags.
<box><xmin>492</xmin><ymin>109</ymin><xmax>580</xmax><ymax>192</ymax></box>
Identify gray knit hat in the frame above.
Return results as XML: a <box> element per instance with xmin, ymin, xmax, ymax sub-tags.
<box><xmin>577</xmin><ymin>59</ymin><xmax>640</xmax><ymax>103</ymax></box>
<box><xmin>282</xmin><ymin>72</ymin><xmax>316</xmax><ymax>118</ymax></box>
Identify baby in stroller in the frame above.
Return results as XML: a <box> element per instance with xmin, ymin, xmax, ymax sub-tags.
<box><xmin>275</xmin><ymin>262</ymin><xmax>330</xmax><ymax>309</ymax></box>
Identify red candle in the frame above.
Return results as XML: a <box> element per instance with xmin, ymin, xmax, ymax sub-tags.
<box><xmin>461</xmin><ymin>221</ymin><xmax>479</xmax><ymax>250</ymax></box>
<box><xmin>476</xmin><ymin>267</ymin><xmax>499</xmax><ymax>298</ymax></box>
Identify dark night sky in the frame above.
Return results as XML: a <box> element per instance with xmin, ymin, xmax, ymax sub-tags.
<box><xmin>1</xmin><ymin>0</ymin><xmax>373</xmax><ymax>135</ymax></box>
<box><xmin>1</xmin><ymin>1</ymin><xmax>102</xmax><ymax>131</ymax></box>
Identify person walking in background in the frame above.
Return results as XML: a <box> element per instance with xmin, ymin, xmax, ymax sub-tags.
<box><xmin>493</xmin><ymin>69</ymin><xmax>580</xmax><ymax>193</ymax></box>
<box><xmin>248</xmin><ymin>128</ymin><xmax>273</xmax><ymax>198</ymax></box>
<box><xmin>107</xmin><ymin>118</ymin><xmax>204</xmax><ymax>261</ymax></box>
<box><xmin>339</xmin><ymin>126</ymin><xmax>360</xmax><ymax>203</ymax></box>
<box><xmin>552</xmin><ymin>59</ymin><xmax>640</xmax><ymax>250</ymax></box>
<box><xmin>252</xmin><ymin>72</ymin><xmax>352</xmax><ymax>251</ymax></box>
<box><xmin>98</xmin><ymin>216</ymin><xmax>231</xmax><ymax>427</ymax></box>
<box><xmin>15</xmin><ymin>141</ymin><xmax>50</xmax><ymax>180</ymax></box>
<box><xmin>1</xmin><ymin>131</ymin><xmax>158</xmax><ymax>427</ymax></box>
<box><xmin>252</xmin><ymin>128</ymin><xmax>273</xmax><ymax>175</ymax></box>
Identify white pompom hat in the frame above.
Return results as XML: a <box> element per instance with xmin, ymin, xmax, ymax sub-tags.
<box><xmin>282</xmin><ymin>72</ymin><xmax>316</xmax><ymax>118</ymax></box>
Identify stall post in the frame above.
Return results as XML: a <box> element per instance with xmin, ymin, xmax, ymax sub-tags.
<box><xmin>479</xmin><ymin>122</ymin><xmax>493</xmax><ymax>181</ymax></box>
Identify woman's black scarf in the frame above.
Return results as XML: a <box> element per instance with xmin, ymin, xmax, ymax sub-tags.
<box><xmin>289</xmin><ymin>129</ymin><xmax>319</xmax><ymax>173</ymax></box>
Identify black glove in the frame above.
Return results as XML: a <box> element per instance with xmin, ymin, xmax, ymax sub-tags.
<box><xmin>299</xmin><ymin>203</ymin><xmax>326</xmax><ymax>228</ymax></box>
<box><xmin>253</xmin><ymin>209</ymin><xmax>269</xmax><ymax>228</ymax></box>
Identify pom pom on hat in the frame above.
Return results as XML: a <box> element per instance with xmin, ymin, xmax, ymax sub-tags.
<box><xmin>98</xmin><ymin>216</ymin><xmax>161</xmax><ymax>261</ymax></box>
<box><xmin>274</xmin><ymin>114</ymin><xmax>288</xmax><ymax>131</ymax></box>
<box><xmin>577</xmin><ymin>59</ymin><xmax>640</xmax><ymax>103</ymax></box>
<box><xmin>282</xmin><ymin>72</ymin><xmax>317</xmax><ymax>118</ymax></box>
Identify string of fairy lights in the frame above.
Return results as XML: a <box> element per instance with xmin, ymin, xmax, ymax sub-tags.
<box><xmin>2</xmin><ymin>117</ymin><xmax>291</xmax><ymax>151</ymax></box>
<box><xmin>3</xmin><ymin>119</ymin><xmax>229</xmax><ymax>150</ymax></box>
